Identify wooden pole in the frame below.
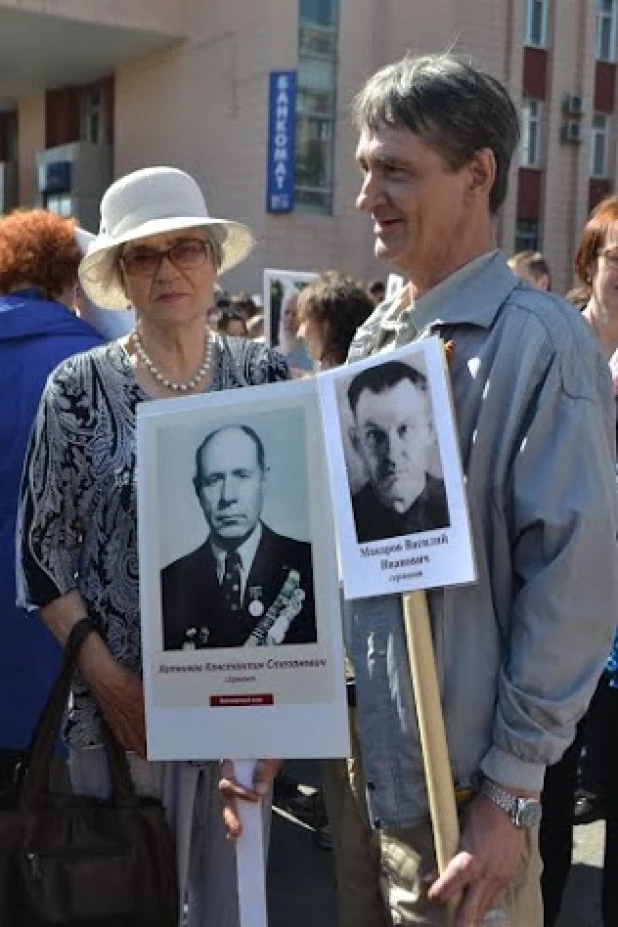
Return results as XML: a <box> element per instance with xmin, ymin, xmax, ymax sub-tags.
<box><xmin>402</xmin><ymin>590</ymin><xmax>459</xmax><ymax>926</ymax></box>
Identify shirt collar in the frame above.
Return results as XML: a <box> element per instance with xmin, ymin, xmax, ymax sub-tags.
<box><xmin>375</xmin><ymin>250</ymin><xmax>518</xmax><ymax>337</ymax></box>
<box><xmin>210</xmin><ymin>522</ymin><xmax>263</xmax><ymax>576</ymax></box>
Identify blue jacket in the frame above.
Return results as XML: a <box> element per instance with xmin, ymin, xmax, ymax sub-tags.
<box><xmin>0</xmin><ymin>293</ymin><xmax>103</xmax><ymax>750</ymax></box>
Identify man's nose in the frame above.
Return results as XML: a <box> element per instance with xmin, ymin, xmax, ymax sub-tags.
<box><xmin>356</xmin><ymin>169</ymin><xmax>385</xmax><ymax>214</ymax></box>
<box><xmin>384</xmin><ymin>430</ymin><xmax>408</xmax><ymax>463</ymax></box>
<box><xmin>378</xmin><ymin>433</ymin><xmax>394</xmax><ymax>463</ymax></box>
<box><xmin>220</xmin><ymin>476</ymin><xmax>239</xmax><ymax>503</ymax></box>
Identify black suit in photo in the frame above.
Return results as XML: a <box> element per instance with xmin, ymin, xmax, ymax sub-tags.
<box><xmin>352</xmin><ymin>474</ymin><xmax>450</xmax><ymax>543</ymax></box>
<box><xmin>161</xmin><ymin>524</ymin><xmax>316</xmax><ymax>649</ymax></box>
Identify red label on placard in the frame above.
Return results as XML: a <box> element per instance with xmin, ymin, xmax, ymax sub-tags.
<box><xmin>210</xmin><ymin>694</ymin><xmax>274</xmax><ymax>707</ymax></box>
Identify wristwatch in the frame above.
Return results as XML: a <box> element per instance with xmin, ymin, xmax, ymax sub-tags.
<box><xmin>479</xmin><ymin>778</ymin><xmax>542</xmax><ymax>828</ymax></box>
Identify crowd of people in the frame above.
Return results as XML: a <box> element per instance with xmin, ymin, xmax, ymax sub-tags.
<box><xmin>1</xmin><ymin>50</ymin><xmax>618</xmax><ymax>927</ymax></box>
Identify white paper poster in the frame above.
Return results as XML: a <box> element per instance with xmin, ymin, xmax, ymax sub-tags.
<box><xmin>137</xmin><ymin>379</ymin><xmax>349</xmax><ymax>761</ymax></box>
<box><xmin>317</xmin><ymin>336</ymin><xmax>476</xmax><ymax>599</ymax></box>
<box><xmin>262</xmin><ymin>268</ymin><xmax>318</xmax><ymax>376</ymax></box>
<box><xmin>386</xmin><ymin>273</ymin><xmax>406</xmax><ymax>301</ymax></box>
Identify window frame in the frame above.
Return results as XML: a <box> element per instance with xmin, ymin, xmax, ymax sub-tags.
<box><xmin>80</xmin><ymin>86</ymin><xmax>106</xmax><ymax>145</ymax></box>
<box><xmin>520</xmin><ymin>99</ymin><xmax>543</xmax><ymax>168</ymax></box>
<box><xmin>515</xmin><ymin>219</ymin><xmax>541</xmax><ymax>253</ymax></box>
<box><xmin>294</xmin><ymin>0</ymin><xmax>339</xmax><ymax>215</ymax></box>
<box><xmin>524</xmin><ymin>0</ymin><xmax>549</xmax><ymax>48</ymax></box>
<box><xmin>590</xmin><ymin>113</ymin><xmax>610</xmax><ymax>178</ymax></box>
<box><xmin>596</xmin><ymin>0</ymin><xmax>618</xmax><ymax>63</ymax></box>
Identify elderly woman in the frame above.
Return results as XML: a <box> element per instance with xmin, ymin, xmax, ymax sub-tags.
<box><xmin>0</xmin><ymin>209</ymin><xmax>102</xmax><ymax>787</ymax></box>
<box><xmin>17</xmin><ymin>167</ymin><xmax>287</xmax><ymax>927</ymax></box>
<box><xmin>296</xmin><ymin>270</ymin><xmax>374</xmax><ymax>370</ymax></box>
<box><xmin>276</xmin><ymin>287</ymin><xmax>314</xmax><ymax>375</ymax></box>
<box><xmin>540</xmin><ymin>194</ymin><xmax>618</xmax><ymax>927</ymax></box>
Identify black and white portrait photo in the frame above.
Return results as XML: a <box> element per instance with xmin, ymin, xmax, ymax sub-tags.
<box><xmin>345</xmin><ymin>359</ymin><xmax>450</xmax><ymax>543</ymax></box>
<box><xmin>137</xmin><ymin>380</ymin><xmax>349</xmax><ymax>761</ymax></box>
<box><xmin>160</xmin><ymin>421</ymin><xmax>317</xmax><ymax>650</ymax></box>
<box><xmin>317</xmin><ymin>336</ymin><xmax>475</xmax><ymax>600</ymax></box>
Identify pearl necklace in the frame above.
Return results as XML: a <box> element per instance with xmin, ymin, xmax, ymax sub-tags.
<box><xmin>132</xmin><ymin>324</ymin><xmax>214</xmax><ymax>392</ymax></box>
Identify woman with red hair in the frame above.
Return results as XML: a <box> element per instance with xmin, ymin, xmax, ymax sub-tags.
<box><xmin>541</xmin><ymin>195</ymin><xmax>618</xmax><ymax>927</ymax></box>
<box><xmin>0</xmin><ymin>208</ymin><xmax>102</xmax><ymax>789</ymax></box>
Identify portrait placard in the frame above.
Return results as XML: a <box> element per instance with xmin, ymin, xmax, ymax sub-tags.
<box><xmin>137</xmin><ymin>379</ymin><xmax>349</xmax><ymax>761</ymax></box>
<box><xmin>317</xmin><ymin>336</ymin><xmax>476</xmax><ymax>599</ymax></box>
<box><xmin>263</xmin><ymin>268</ymin><xmax>318</xmax><ymax>376</ymax></box>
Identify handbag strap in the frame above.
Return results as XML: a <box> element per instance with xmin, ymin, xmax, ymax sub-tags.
<box><xmin>20</xmin><ymin>618</ymin><xmax>137</xmax><ymax>809</ymax></box>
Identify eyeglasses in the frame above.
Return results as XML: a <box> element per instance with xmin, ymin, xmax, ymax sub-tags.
<box><xmin>598</xmin><ymin>248</ymin><xmax>618</xmax><ymax>269</ymax></box>
<box><xmin>120</xmin><ymin>239</ymin><xmax>212</xmax><ymax>278</ymax></box>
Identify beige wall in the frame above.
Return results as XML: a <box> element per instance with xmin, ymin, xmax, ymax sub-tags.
<box><xmin>0</xmin><ymin>0</ymin><xmax>187</xmax><ymax>34</ymax></box>
<box><xmin>542</xmin><ymin>0</ymin><xmax>597</xmax><ymax>293</ymax></box>
<box><xmin>114</xmin><ymin>0</ymin><xmax>540</xmax><ymax>295</ymax></box>
<box><xmin>17</xmin><ymin>92</ymin><xmax>45</xmax><ymax>205</ymax></box>
<box><xmin>14</xmin><ymin>0</ymin><xmax>605</xmax><ymax>295</ymax></box>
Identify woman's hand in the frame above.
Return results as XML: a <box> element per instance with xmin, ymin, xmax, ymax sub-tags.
<box><xmin>39</xmin><ymin>595</ymin><xmax>147</xmax><ymax>757</ymax></box>
<box><xmin>76</xmin><ymin>632</ymin><xmax>147</xmax><ymax>757</ymax></box>
<box><xmin>219</xmin><ymin>759</ymin><xmax>282</xmax><ymax>839</ymax></box>
<box><xmin>96</xmin><ymin>665</ymin><xmax>147</xmax><ymax>757</ymax></box>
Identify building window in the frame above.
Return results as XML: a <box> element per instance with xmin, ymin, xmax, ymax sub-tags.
<box><xmin>295</xmin><ymin>0</ymin><xmax>339</xmax><ymax>214</ymax></box>
<box><xmin>81</xmin><ymin>86</ymin><xmax>105</xmax><ymax>144</ymax></box>
<box><xmin>46</xmin><ymin>194</ymin><xmax>73</xmax><ymax>217</ymax></box>
<box><xmin>515</xmin><ymin>219</ymin><xmax>541</xmax><ymax>253</ymax></box>
<box><xmin>524</xmin><ymin>0</ymin><xmax>549</xmax><ymax>47</ymax></box>
<box><xmin>591</xmin><ymin>114</ymin><xmax>610</xmax><ymax>177</ymax></box>
<box><xmin>521</xmin><ymin>100</ymin><xmax>542</xmax><ymax>167</ymax></box>
<box><xmin>597</xmin><ymin>0</ymin><xmax>618</xmax><ymax>62</ymax></box>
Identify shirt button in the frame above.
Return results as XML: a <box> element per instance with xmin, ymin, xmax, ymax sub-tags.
<box><xmin>367</xmin><ymin>780</ymin><xmax>376</xmax><ymax>791</ymax></box>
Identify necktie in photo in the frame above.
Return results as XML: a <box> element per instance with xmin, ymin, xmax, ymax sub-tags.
<box><xmin>221</xmin><ymin>550</ymin><xmax>243</xmax><ymax>612</ymax></box>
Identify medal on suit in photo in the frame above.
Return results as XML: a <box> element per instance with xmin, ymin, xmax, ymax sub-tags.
<box><xmin>248</xmin><ymin>586</ymin><xmax>265</xmax><ymax>617</ymax></box>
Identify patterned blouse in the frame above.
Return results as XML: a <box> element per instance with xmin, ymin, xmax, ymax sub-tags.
<box><xmin>17</xmin><ymin>335</ymin><xmax>289</xmax><ymax>747</ymax></box>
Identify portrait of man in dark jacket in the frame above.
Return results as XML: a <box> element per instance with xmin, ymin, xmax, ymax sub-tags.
<box><xmin>347</xmin><ymin>360</ymin><xmax>450</xmax><ymax>542</ymax></box>
<box><xmin>161</xmin><ymin>424</ymin><xmax>316</xmax><ymax>649</ymax></box>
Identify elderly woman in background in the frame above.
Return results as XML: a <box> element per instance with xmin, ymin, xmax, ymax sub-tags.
<box><xmin>0</xmin><ymin>209</ymin><xmax>102</xmax><ymax>789</ymax></box>
<box><xmin>17</xmin><ymin>167</ymin><xmax>287</xmax><ymax>927</ymax></box>
<box><xmin>296</xmin><ymin>271</ymin><xmax>374</xmax><ymax>371</ymax></box>
<box><xmin>276</xmin><ymin>287</ymin><xmax>314</xmax><ymax>375</ymax></box>
<box><xmin>540</xmin><ymin>194</ymin><xmax>618</xmax><ymax>927</ymax></box>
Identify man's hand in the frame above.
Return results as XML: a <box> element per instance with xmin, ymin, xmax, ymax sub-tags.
<box><xmin>427</xmin><ymin>794</ymin><xmax>528</xmax><ymax>926</ymax></box>
<box><xmin>219</xmin><ymin>759</ymin><xmax>282</xmax><ymax>839</ymax></box>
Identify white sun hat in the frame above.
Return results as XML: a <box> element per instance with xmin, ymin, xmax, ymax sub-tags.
<box><xmin>74</xmin><ymin>226</ymin><xmax>136</xmax><ymax>339</ymax></box>
<box><xmin>79</xmin><ymin>166</ymin><xmax>255</xmax><ymax>310</ymax></box>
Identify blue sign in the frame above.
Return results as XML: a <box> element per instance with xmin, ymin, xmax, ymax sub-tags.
<box><xmin>267</xmin><ymin>71</ymin><xmax>297</xmax><ymax>214</ymax></box>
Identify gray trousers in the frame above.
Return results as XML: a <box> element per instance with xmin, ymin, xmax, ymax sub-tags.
<box><xmin>69</xmin><ymin>749</ymin><xmax>271</xmax><ymax>927</ymax></box>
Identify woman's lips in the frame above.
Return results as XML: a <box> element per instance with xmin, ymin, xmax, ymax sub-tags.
<box><xmin>155</xmin><ymin>292</ymin><xmax>188</xmax><ymax>303</ymax></box>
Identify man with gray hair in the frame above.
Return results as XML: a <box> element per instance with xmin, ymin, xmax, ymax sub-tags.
<box><xmin>343</xmin><ymin>53</ymin><xmax>618</xmax><ymax>926</ymax></box>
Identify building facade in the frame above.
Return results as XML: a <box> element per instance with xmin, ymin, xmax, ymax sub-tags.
<box><xmin>0</xmin><ymin>0</ymin><xmax>615</xmax><ymax>295</ymax></box>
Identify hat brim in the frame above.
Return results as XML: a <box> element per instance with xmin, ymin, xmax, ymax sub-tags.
<box><xmin>78</xmin><ymin>216</ymin><xmax>254</xmax><ymax>311</ymax></box>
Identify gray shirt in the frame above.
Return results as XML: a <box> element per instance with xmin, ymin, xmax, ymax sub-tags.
<box><xmin>345</xmin><ymin>250</ymin><xmax>618</xmax><ymax>828</ymax></box>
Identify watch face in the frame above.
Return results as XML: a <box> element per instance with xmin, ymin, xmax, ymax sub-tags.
<box><xmin>516</xmin><ymin>799</ymin><xmax>542</xmax><ymax>828</ymax></box>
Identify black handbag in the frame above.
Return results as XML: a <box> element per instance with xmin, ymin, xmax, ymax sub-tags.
<box><xmin>0</xmin><ymin>625</ymin><xmax>179</xmax><ymax>926</ymax></box>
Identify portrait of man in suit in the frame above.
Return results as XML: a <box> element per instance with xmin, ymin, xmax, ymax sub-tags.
<box><xmin>161</xmin><ymin>424</ymin><xmax>317</xmax><ymax>649</ymax></box>
<box><xmin>347</xmin><ymin>360</ymin><xmax>450</xmax><ymax>543</ymax></box>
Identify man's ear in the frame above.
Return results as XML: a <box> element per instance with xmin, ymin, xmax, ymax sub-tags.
<box><xmin>349</xmin><ymin>424</ymin><xmax>360</xmax><ymax>453</ymax></box>
<box><xmin>465</xmin><ymin>147</ymin><xmax>496</xmax><ymax>203</ymax></box>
